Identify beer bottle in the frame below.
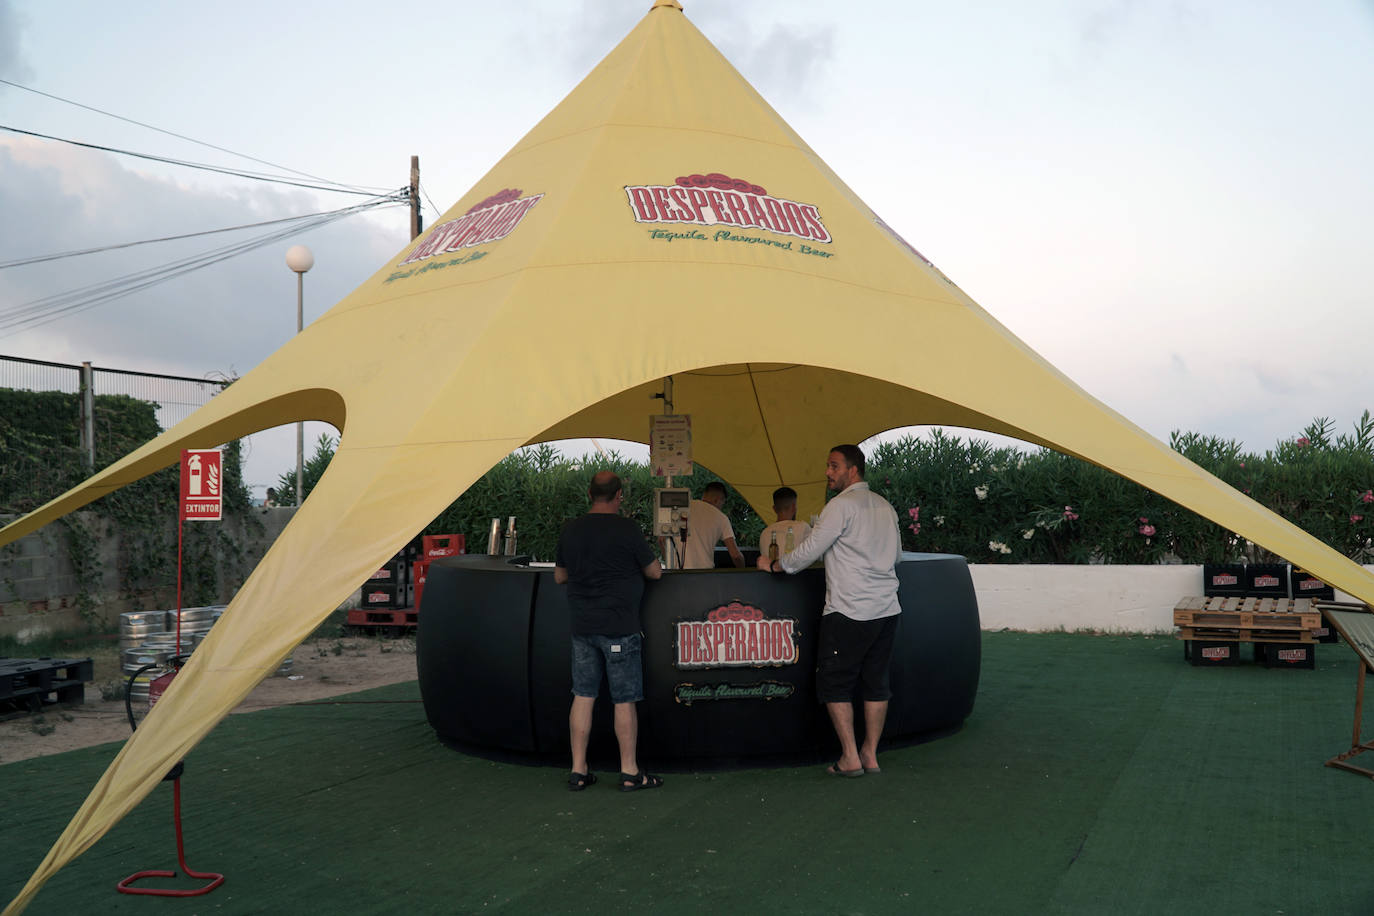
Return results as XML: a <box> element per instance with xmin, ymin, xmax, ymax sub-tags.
<box><xmin>768</xmin><ymin>532</ymin><xmax>779</xmax><ymax>563</ymax></box>
<box><xmin>784</xmin><ymin>525</ymin><xmax>795</xmax><ymax>554</ymax></box>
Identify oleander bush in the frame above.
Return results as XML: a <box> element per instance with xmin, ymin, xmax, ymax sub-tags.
<box><xmin>275</xmin><ymin>414</ymin><xmax>1374</xmax><ymax>566</ymax></box>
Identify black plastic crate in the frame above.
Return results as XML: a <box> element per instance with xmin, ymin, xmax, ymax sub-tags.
<box><xmin>1255</xmin><ymin>642</ymin><xmax>1316</xmax><ymax>669</ymax></box>
<box><xmin>1185</xmin><ymin>640</ymin><xmax>1241</xmax><ymax>666</ymax></box>
<box><xmin>1244</xmin><ymin>563</ymin><xmax>1289</xmax><ymax>598</ymax></box>
<box><xmin>1203</xmin><ymin>564</ymin><xmax>1246</xmax><ymax>597</ymax></box>
<box><xmin>361</xmin><ymin>582</ymin><xmax>403</xmax><ymax>609</ymax></box>
<box><xmin>1313</xmin><ymin>612</ymin><xmax>1340</xmax><ymax>644</ymax></box>
<box><xmin>367</xmin><ymin>558</ymin><xmax>408</xmax><ymax>589</ymax></box>
<box><xmin>1290</xmin><ymin>568</ymin><xmax>1335</xmax><ymax>601</ymax></box>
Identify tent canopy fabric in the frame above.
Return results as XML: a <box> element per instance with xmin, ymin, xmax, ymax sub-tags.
<box><xmin>5</xmin><ymin>1</ymin><xmax>1373</xmax><ymax>912</ymax></box>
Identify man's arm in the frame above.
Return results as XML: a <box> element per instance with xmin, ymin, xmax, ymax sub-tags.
<box><xmin>554</xmin><ymin>566</ymin><xmax>569</xmax><ymax>585</ymax></box>
<box><xmin>643</xmin><ymin>558</ymin><xmax>663</xmax><ymax>580</ymax></box>
<box><xmin>724</xmin><ymin>537</ymin><xmax>745</xmax><ymax>568</ymax></box>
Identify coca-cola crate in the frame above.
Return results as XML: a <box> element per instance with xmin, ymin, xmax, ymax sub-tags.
<box><xmin>1244</xmin><ymin>563</ymin><xmax>1289</xmax><ymax>598</ymax></box>
<box><xmin>412</xmin><ymin>560</ymin><xmax>431</xmax><ymax>610</ymax></box>
<box><xmin>422</xmin><ymin>534</ymin><xmax>465</xmax><ymax>559</ymax></box>
<box><xmin>1255</xmin><ymin>642</ymin><xmax>1316</xmax><ymax>669</ymax></box>
<box><xmin>1203</xmin><ymin>564</ymin><xmax>1246</xmax><ymax>597</ymax></box>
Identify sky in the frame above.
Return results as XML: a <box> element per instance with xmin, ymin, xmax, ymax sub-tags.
<box><xmin>2</xmin><ymin>0</ymin><xmax>1373</xmax><ymax>500</ymax></box>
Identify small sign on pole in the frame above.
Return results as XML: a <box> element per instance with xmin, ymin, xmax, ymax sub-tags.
<box><xmin>650</xmin><ymin>414</ymin><xmax>693</xmax><ymax>477</ymax></box>
<box><xmin>180</xmin><ymin>449</ymin><xmax>223</xmax><ymax>522</ymax></box>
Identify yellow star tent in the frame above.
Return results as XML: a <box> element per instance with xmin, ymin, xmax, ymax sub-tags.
<box><xmin>4</xmin><ymin>1</ymin><xmax>1373</xmax><ymax>911</ymax></box>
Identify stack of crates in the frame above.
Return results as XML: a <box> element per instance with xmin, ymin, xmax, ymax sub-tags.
<box><xmin>413</xmin><ymin>534</ymin><xmax>464</xmax><ymax>611</ymax></box>
<box><xmin>1184</xmin><ymin>563</ymin><xmax>1329</xmax><ymax>668</ymax></box>
<box><xmin>348</xmin><ymin>534</ymin><xmax>465</xmax><ymax>632</ymax></box>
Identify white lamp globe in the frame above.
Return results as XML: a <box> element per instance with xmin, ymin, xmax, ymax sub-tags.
<box><xmin>285</xmin><ymin>245</ymin><xmax>315</xmax><ymax>274</ymax></box>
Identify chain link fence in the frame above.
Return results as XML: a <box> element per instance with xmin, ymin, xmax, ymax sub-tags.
<box><xmin>0</xmin><ymin>354</ymin><xmax>228</xmax><ymax>462</ymax></box>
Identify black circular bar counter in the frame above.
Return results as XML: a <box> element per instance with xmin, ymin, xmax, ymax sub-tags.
<box><xmin>416</xmin><ymin>553</ymin><xmax>981</xmax><ymax>765</ymax></box>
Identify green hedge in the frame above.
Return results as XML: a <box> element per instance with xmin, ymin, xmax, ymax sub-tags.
<box><xmin>1</xmin><ymin>386</ymin><xmax>256</xmax><ymax>620</ymax></box>
<box><xmin>279</xmin><ymin>413</ymin><xmax>1374</xmax><ymax>567</ymax></box>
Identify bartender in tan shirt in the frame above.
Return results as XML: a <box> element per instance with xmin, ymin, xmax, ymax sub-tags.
<box><xmin>758</xmin><ymin>486</ymin><xmax>812</xmax><ymax>559</ymax></box>
<box><xmin>684</xmin><ymin>481</ymin><xmax>745</xmax><ymax>568</ymax></box>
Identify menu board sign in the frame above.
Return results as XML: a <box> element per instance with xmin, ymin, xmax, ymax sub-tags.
<box><xmin>1326</xmin><ymin>608</ymin><xmax>1374</xmax><ymax>670</ymax></box>
<box><xmin>650</xmin><ymin>414</ymin><xmax>693</xmax><ymax>477</ymax></box>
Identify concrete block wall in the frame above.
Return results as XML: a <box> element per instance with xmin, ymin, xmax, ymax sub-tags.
<box><xmin>0</xmin><ymin>508</ymin><xmax>297</xmax><ymax>642</ymax></box>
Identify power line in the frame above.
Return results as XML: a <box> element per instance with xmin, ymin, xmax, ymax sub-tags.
<box><xmin>0</xmin><ymin>77</ymin><xmax>391</xmax><ymax>194</ymax></box>
<box><xmin>0</xmin><ymin>199</ymin><xmax>408</xmax><ymax>269</ymax></box>
<box><xmin>0</xmin><ymin>193</ymin><xmax>405</xmax><ymax>336</ymax></box>
<box><xmin>0</xmin><ymin>124</ymin><xmax>386</xmax><ymax>196</ymax></box>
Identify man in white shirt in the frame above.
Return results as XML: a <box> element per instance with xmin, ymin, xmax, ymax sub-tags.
<box><xmin>758</xmin><ymin>486</ymin><xmax>812</xmax><ymax>559</ymax></box>
<box><xmin>759</xmin><ymin>444</ymin><xmax>902</xmax><ymax>777</ymax></box>
<box><xmin>684</xmin><ymin>481</ymin><xmax>745</xmax><ymax>569</ymax></box>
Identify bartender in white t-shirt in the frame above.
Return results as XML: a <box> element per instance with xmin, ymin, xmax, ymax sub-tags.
<box><xmin>758</xmin><ymin>486</ymin><xmax>812</xmax><ymax>559</ymax></box>
<box><xmin>684</xmin><ymin>481</ymin><xmax>745</xmax><ymax>569</ymax></box>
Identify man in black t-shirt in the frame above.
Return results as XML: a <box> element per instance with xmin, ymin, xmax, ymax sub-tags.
<box><xmin>554</xmin><ymin>471</ymin><xmax>664</xmax><ymax>792</ymax></box>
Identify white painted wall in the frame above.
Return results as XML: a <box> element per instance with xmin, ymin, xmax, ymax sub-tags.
<box><xmin>968</xmin><ymin>564</ymin><xmax>1371</xmax><ymax>633</ymax></box>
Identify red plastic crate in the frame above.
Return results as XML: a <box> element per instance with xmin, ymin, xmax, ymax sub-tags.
<box><xmin>413</xmin><ymin>560</ymin><xmax>431</xmax><ymax>610</ymax></box>
<box><xmin>422</xmin><ymin>534</ymin><xmax>465</xmax><ymax>559</ymax></box>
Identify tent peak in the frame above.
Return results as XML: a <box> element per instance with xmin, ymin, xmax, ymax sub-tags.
<box><xmin>650</xmin><ymin>0</ymin><xmax>683</xmax><ymax>10</ymax></box>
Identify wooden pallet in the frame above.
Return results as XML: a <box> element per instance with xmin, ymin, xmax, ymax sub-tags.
<box><xmin>1176</xmin><ymin>626</ymin><xmax>1316</xmax><ymax>645</ymax></box>
<box><xmin>0</xmin><ymin>657</ymin><xmax>93</xmax><ymax>712</ymax></box>
<box><xmin>345</xmin><ymin>607</ymin><xmax>418</xmax><ymax>629</ymax></box>
<box><xmin>1173</xmin><ymin>596</ymin><xmax>1320</xmax><ymax>630</ymax></box>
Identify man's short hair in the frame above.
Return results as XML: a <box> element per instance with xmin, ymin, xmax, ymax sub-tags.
<box><xmin>830</xmin><ymin>444</ymin><xmax>866</xmax><ymax>478</ymax></box>
<box><xmin>703</xmin><ymin>481</ymin><xmax>727</xmax><ymax>499</ymax></box>
<box><xmin>772</xmin><ymin>486</ymin><xmax>798</xmax><ymax>507</ymax></box>
<box><xmin>588</xmin><ymin>471</ymin><xmax>622</xmax><ymax>503</ymax></box>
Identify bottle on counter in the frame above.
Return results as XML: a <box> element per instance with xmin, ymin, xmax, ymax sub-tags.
<box><xmin>784</xmin><ymin>525</ymin><xmax>795</xmax><ymax>554</ymax></box>
<box><xmin>768</xmin><ymin>531</ymin><xmax>779</xmax><ymax>563</ymax></box>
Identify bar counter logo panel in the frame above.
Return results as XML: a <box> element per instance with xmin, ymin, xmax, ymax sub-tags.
<box><xmin>674</xmin><ymin>600</ymin><xmax>799</xmax><ymax>669</ymax></box>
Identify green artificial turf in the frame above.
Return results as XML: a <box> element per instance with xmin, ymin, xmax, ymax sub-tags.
<box><xmin>4</xmin><ymin>632</ymin><xmax>1373</xmax><ymax>914</ymax></box>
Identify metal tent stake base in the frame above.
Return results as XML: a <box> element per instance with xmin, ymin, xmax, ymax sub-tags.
<box><xmin>1325</xmin><ymin>662</ymin><xmax>1374</xmax><ymax>780</ymax></box>
<box><xmin>116</xmin><ymin>777</ymin><xmax>225</xmax><ymax>897</ymax></box>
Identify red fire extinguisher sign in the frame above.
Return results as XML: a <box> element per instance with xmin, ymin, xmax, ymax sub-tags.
<box><xmin>180</xmin><ymin>449</ymin><xmax>223</xmax><ymax>522</ymax></box>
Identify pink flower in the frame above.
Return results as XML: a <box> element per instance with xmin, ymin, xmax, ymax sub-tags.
<box><xmin>1063</xmin><ymin>506</ymin><xmax>1079</xmax><ymax>521</ymax></box>
<box><xmin>908</xmin><ymin>506</ymin><xmax>920</xmax><ymax>520</ymax></box>
<box><xmin>1239</xmin><ymin>462</ymin><xmax>1245</xmax><ymax>468</ymax></box>
<box><xmin>908</xmin><ymin>522</ymin><xmax>921</xmax><ymax>535</ymax></box>
<box><xmin>1363</xmin><ymin>490</ymin><xmax>1374</xmax><ymax>504</ymax></box>
<box><xmin>1139</xmin><ymin>516</ymin><xmax>1149</xmax><ymax>524</ymax></box>
<box><xmin>1352</xmin><ymin>514</ymin><xmax>1364</xmax><ymax>524</ymax></box>
<box><xmin>1296</xmin><ymin>437</ymin><xmax>1311</xmax><ymax>448</ymax></box>
<box><xmin>1138</xmin><ymin>524</ymin><xmax>1156</xmax><ymax>537</ymax></box>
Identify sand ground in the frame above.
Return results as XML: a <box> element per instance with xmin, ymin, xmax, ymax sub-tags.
<box><xmin>0</xmin><ymin>635</ymin><xmax>419</xmax><ymax>764</ymax></box>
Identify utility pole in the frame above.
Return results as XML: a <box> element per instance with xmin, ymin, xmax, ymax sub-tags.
<box><xmin>410</xmin><ymin>155</ymin><xmax>422</xmax><ymax>240</ymax></box>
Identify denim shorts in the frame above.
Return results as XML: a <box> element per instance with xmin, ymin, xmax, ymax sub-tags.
<box><xmin>570</xmin><ymin>633</ymin><xmax>644</xmax><ymax>704</ymax></box>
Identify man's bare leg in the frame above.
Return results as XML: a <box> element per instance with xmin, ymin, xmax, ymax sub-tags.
<box><xmin>614</xmin><ymin>701</ymin><xmax>639</xmax><ymax>780</ymax></box>
<box><xmin>569</xmin><ymin>695</ymin><xmax>594</xmax><ymax>775</ymax></box>
<box><xmin>860</xmin><ymin>700</ymin><xmax>888</xmax><ymax>771</ymax></box>
<box><xmin>826</xmin><ymin>701</ymin><xmax>862</xmax><ymax>772</ymax></box>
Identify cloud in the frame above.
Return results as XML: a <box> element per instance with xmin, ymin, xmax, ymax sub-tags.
<box><xmin>545</xmin><ymin>1</ymin><xmax>835</xmax><ymax>107</ymax></box>
<box><xmin>0</xmin><ymin>0</ymin><xmax>33</xmax><ymax>82</ymax></box>
<box><xmin>0</xmin><ymin>137</ymin><xmax>405</xmax><ymax>492</ymax></box>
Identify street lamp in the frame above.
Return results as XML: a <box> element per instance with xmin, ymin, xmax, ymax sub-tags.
<box><xmin>285</xmin><ymin>244</ymin><xmax>314</xmax><ymax>507</ymax></box>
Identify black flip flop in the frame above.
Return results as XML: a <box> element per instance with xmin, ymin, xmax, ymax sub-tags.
<box><xmin>619</xmin><ymin>771</ymin><xmax>664</xmax><ymax>792</ymax></box>
<box><xmin>568</xmin><ymin>771</ymin><xmax>597</xmax><ymax>791</ymax></box>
